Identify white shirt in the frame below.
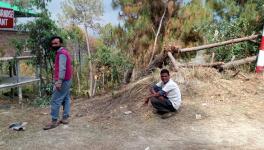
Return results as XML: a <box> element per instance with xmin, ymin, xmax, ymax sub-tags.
<box><xmin>156</xmin><ymin>79</ymin><xmax>181</xmax><ymax>110</ymax></box>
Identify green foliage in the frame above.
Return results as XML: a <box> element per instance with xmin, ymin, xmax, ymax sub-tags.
<box><xmin>31</xmin><ymin>96</ymin><xmax>50</xmax><ymax>107</ymax></box>
<box><xmin>10</xmin><ymin>38</ymin><xmax>27</xmax><ymax>56</ymax></box>
<box><xmin>12</xmin><ymin>0</ymin><xmax>52</xmax><ymax>12</ymax></box>
<box><xmin>94</xmin><ymin>46</ymin><xmax>132</xmax><ymax>86</ymax></box>
<box><xmin>0</xmin><ymin>47</ymin><xmax>4</xmax><ymax>57</ymax></box>
<box><xmin>99</xmin><ymin>24</ymin><xmax>116</xmax><ymax>46</ymax></box>
<box><xmin>134</xmin><ymin>15</ymin><xmax>152</xmax><ymax>31</ymax></box>
<box><xmin>112</xmin><ymin>0</ymin><xmax>264</xmax><ymax>73</ymax></box>
<box><xmin>65</xmin><ymin>25</ymin><xmax>85</xmax><ymax>42</ymax></box>
<box><xmin>25</xmin><ymin>15</ymin><xmax>61</xmax><ymax>52</ymax></box>
<box><xmin>197</xmin><ymin>0</ymin><xmax>264</xmax><ymax>62</ymax></box>
<box><xmin>14</xmin><ymin>1</ymin><xmax>67</xmax><ymax>97</ymax></box>
<box><xmin>61</xmin><ymin>0</ymin><xmax>103</xmax><ymax>29</ymax></box>
<box><xmin>18</xmin><ymin>15</ymin><xmax>64</xmax><ymax>89</ymax></box>
<box><xmin>111</xmin><ymin>0</ymin><xmax>217</xmax><ymax>70</ymax></box>
<box><xmin>31</xmin><ymin>82</ymin><xmax>53</xmax><ymax>107</ymax></box>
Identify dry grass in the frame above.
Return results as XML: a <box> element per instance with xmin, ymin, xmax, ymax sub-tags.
<box><xmin>104</xmin><ymin>67</ymin><xmax>264</xmax><ymax>121</ymax></box>
<box><xmin>1</xmin><ymin>67</ymin><xmax>264</xmax><ymax>149</ymax></box>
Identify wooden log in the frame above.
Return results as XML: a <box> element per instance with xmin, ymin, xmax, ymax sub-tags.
<box><xmin>232</xmin><ymin>70</ymin><xmax>240</xmax><ymax>77</ymax></box>
<box><xmin>249</xmin><ymin>39</ymin><xmax>259</xmax><ymax>44</ymax></box>
<box><xmin>166</xmin><ymin>35</ymin><xmax>259</xmax><ymax>53</ymax></box>
<box><xmin>178</xmin><ymin>62</ymin><xmax>224</xmax><ymax>68</ymax></box>
<box><xmin>220</xmin><ymin>56</ymin><xmax>257</xmax><ymax>70</ymax></box>
<box><xmin>144</xmin><ymin>35</ymin><xmax>259</xmax><ymax>76</ymax></box>
<box><xmin>167</xmin><ymin>52</ymin><xmax>179</xmax><ymax>71</ymax></box>
<box><xmin>238</xmin><ymin>72</ymin><xmax>249</xmax><ymax>80</ymax></box>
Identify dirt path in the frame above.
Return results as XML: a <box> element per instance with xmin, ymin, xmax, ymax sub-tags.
<box><xmin>1</xmin><ymin>70</ymin><xmax>264</xmax><ymax>150</ymax></box>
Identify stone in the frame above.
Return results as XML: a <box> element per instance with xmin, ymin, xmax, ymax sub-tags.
<box><xmin>195</xmin><ymin>114</ymin><xmax>202</xmax><ymax>120</ymax></box>
<box><xmin>0</xmin><ymin>141</ymin><xmax>5</xmax><ymax>146</ymax></box>
<box><xmin>62</xmin><ymin>125</ymin><xmax>69</xmax><ymax>129</ymax></box>
<box><xmin>145</xmin><ymin>146</ymin><xmax>150</xmax><ymax>150</ymax></box>
<box><xmin>124</xmin><ymin>111</ymin><xmax>132</xmax><ymax>115</ymax></box>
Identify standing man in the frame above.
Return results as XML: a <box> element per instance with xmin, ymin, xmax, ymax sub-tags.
<box><xmin>44</xmin><ymin>36</ymin><xmax>72</xmax><ymax>130</ymax></box>
<box><xmin>145</xmin><ymin>69</ymin><xmax>181</xmax><ymax>119</ymax></box>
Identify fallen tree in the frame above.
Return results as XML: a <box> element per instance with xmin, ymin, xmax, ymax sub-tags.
<box><xmin>219</xmin><ymin>56</ymin><xmax>257</xmax><ymax>71</ymax></box>
<box><xmin>142</xmin><ymin>53</ymin><xmax>168</xmax><ymax>76</ymax></box>
<box><xmin>178</xmin><ymin>62</ymin><xmax>225</xmax><ymax>69</ymax></box>
<box><xmin>172</xmin><ymin>56</ymin><xmax>256</xmax><ymax>71</ymax></box>
<box><xmin>143</xmin><ymin>35</ymin><xmax>259</xmax><ymax>75</ymax></box>
<box><xmin>168</xmin><ymin>51</ymin><xmax>180</xmax><ymax>71</ymax></box>
<box><xmin>165</xmin><ymin>34</ymin><xmax>259</xmax><ymax>53</ymax></box>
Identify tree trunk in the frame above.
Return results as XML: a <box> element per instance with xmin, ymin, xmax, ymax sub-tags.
<box><xmin>167</xmin><ymin>52</ymin><xmax>179</xmax><ymax>71</ymax></box>
<box><xmin>178</xmin><ymin>62</ymin><xmax>224</xmax><ymax>68</ymax></box>
<box><xmin>148</xmin><ymin>7</ymin><xmax>167</xmax><ymax>65</ymax></box>
<box><xmin>73</xmin><ymin>42</ymin><xmax>81</xmax><ymax>94</ymax></box>
<box><xmin>142</xmin><ymin>52</ymin><xmax>168</xmax><ymax>76</ymax></box>
<box><xmin>166</xmin><ymin>35</ymin><xmax>259</xmax><ymax>53</ymax></box>
<box><xmin>84</xmin><ymin>25</ymin><xmax>94</xmax><ymax>97</ymax></box>
<box><xmin>144</xmin><ymin>35</ymin><xmax>259</xmax><ymax>77</ymax></box>
<box><xmin>92</xmin><ymin>78</ymin><xmax>97</xmax><ymax>96</ymax></box>
<box><xmin>78</xmin><ymin>42</ymin><xmax>82</xmax><ymax>74</ymax></box>
<box><xmin>123</xmin><ymin>66</ymin><xmax>134</xmax><ymax>84</ymax></box>
<box><xmin>220</xmin><ymin>56</ymin><xmax>257</xmax><ymax>71</ymax></box>
<box><xmin>131</xmin><ymin>67</ymin><xmax>139</xmax><ymax>82</ymax></box>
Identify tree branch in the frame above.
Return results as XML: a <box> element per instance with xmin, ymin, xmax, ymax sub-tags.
<box><xmin>148</xmin><ymin>7</ymin><xmax>167</xmax><ymax>65</ymax></box>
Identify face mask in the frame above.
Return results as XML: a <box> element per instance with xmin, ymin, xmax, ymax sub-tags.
<box><xmin>52</xmin><ymin>46</ymin><xmax>61</xmax><ymax>51</ymax></box>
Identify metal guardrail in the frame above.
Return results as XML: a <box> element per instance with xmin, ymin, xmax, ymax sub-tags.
<box><xmin>0</xmin><ymin>78</ymin><xmax>40</xmax><ymax>89</ymax></box>
<box><xmin>0</xmin><ymin>56</ymin><xmax>36</xmax><ymax>61</ymax></box>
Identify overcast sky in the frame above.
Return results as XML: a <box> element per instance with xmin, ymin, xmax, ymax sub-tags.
<box><xmin>48</xmin><ymin>0</ymin><xmax>120</xmax><ymax>25</ymax></box>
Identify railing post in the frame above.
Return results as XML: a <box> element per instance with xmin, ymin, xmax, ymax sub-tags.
<box><xmin>16</xmin><ymin>59</ymin><xmax>23</xmax><ymax>104</ymax></box>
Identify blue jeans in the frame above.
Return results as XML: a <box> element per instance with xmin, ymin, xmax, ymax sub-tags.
<box><xmin>51</xmin><ymin>80</ymin><xmax>71</xmax><ymax>121</ymax></box>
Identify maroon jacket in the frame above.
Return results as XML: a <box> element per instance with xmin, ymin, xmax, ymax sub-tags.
<box><xmin>54</xmin><ymin>47</ymin><xmax>72</xmax><ymax>81</ymax></box>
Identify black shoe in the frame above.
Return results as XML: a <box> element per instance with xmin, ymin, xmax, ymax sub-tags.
<box><xmin>152</xmin><ymin>109</ymin><xmax>158</xmax><ymax>114</ymax></box>
<box><xmin>152</xmin><ymin>109</ymin><xmax>167</xmax><ymax>115</ymax></box>
<box><xmin>43</xmin><ymin>121</ymin><xmax>59</xmax><ymax>130</ymax></box>
<box><xmin>59</xmin><ymin>118</ymin><xmax>69</xmax><ymax>124</ymax></box>
<box><xmin>161</xmin><ymin>112</ymin><xmax>176</xmax><ymax>119</ymax></box>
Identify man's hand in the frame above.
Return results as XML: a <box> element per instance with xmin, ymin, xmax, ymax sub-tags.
<box><xmin>150</xmin><ymin>88</ymin><xmax>156</xmax><ymax>94</ymax></box>
<box><xmin>55</xmin><ymin>80</ymin><xmax>62</xmax><ymax>91</ymax></box>
<box><xmin>143</xmin><ymin>97</ymin><xmax>149</xmax><ymax>106</ymax></box>
<box><xmin>152</xmin><ymin>92</ymin><xmax>160</xmax><ymax>97</ymax></box>
<box><xmin>158</xmin><ymin>96</ymin><xmax>165</xmax><ymax>101</ymax></box>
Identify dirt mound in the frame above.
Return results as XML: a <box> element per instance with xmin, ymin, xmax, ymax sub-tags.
<box><xmin>73</xmin><ymin>67</ymin><xmax>262</xmax><ymax>121</ymax></box>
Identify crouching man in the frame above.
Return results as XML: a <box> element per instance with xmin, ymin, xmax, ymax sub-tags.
<box><xmin>145</xmin><ymin>69</ymin><xmax>181</xmax><ymax>119</ymax></box>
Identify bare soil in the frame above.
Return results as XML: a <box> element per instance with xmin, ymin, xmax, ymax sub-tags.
<box><xmin>1</xmin><ymin>68</ymin><xmax>264</xmax><ymax>150</ymax></box>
